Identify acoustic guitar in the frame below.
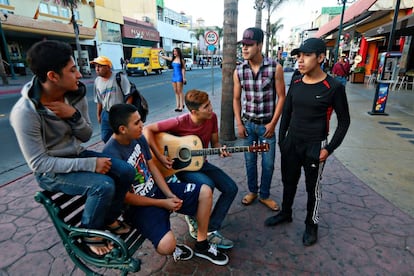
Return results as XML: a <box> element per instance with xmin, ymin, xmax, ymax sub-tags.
<box><xmin>152</xmin><ymin>132</ymin><xmax>269</xmax><ymax>177</ymax></box>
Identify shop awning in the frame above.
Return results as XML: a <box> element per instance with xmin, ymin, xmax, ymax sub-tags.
<box><xmin>315</xmin><ymin>0</ymin><xmax>378</xmax><ymax>38</ymax></box>
<box><xmin>122</xmin><ymin>17</ymin><xmax>160</xmax><ymax>42</ymax></box>
<box><xmin>364</xmin><ymin>13</ymin><xmax>414</xmax><ymax>37</ymax></box>
<box><xmin>2</xmin><ymin>14</ymin><xmax>96</xmax><ymax>39</ymax></box>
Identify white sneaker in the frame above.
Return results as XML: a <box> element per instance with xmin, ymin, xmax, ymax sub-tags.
<box><xmin>173</xmin><ymin>244</ymin><xmax>193</xmax><ymax>262</ymax></box>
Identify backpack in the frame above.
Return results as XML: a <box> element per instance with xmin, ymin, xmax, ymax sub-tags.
<box><xmin>115</xmin><ymin>72</ymin><xmax>149</xmax><ymax>122</ymax></box>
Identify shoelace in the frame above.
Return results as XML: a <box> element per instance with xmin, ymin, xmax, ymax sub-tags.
<box><xmin>173</xmin><ymin>247</ymin><xmax>183</xmax><ymax>262</ymax></box>
<box><xmin>208</xmin><ymin>243</ymin><xmax>218</xmax><ymax>256</ymax></box>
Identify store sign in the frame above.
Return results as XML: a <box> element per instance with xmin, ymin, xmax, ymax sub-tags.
<box><xmin>122</xmin><ymin>24</ymin><xmax>160</xmax><ymax>42</ymax></box>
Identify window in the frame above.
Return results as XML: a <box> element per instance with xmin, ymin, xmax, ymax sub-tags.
<box><xmin>38</xmin><ymin>1</ymin><xmax>79</xmax><ymax>19</ymax></box>
<box><xmin>0</xmin><ymin>0</ymin><xmax>9</xmax><ymax>5</ymax></box>
<box><xmin>39</xmin><ymin>3</ymin><xmax>48</xmax><ymax>13</ymax></box>
<box><xmin>60</xmin><ymin>7</ymin><xmax>69</xmax><ymax>18</ymax></box>
<box><xmin>49</xmin><ymin>5</ymin><xmax>59</xmax><ymax>16</ymax></box>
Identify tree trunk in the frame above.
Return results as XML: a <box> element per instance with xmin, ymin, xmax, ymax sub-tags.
<box><xmin>255</xmin><ymin>0</ymin><xmax>264</xmax><ymax>28</ymax></box>
<box><xmin>220</xmin><ymin>0</ymin><xmax>238</xmax><ymax>142</ymax></box>
<box><xmin>0</xmin><ymin>52</ymin><xmax>9</xmax><ymax>85</ymax></box>
<box><xmin>71</xmin><ymin>12</ymin><xmax>86</xmax><ymax>76</ymax></box>
<box><xmin>265</xmin><ymin>10</ymin><xmax>270</xmax><ymax>58</ymax></box>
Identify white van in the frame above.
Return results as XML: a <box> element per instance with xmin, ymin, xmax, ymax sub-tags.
<box><xmin>184</xmin><ymin>58</ymin><xmax>193</xmax><ymax>71</ymax></box>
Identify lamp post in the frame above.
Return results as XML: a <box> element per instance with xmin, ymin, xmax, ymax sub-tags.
<box><xmin>333</xmin><ymin>0</ymin><xmax>355</xmax><ymax>63</ymax></box>
<box><xmin>0</xmin><ymin>13</ymin><xmax>16</xmax><ymax>79</ymax></box>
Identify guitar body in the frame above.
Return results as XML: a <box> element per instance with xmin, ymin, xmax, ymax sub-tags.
<box><xmin>152</xmin><ymin>132</ymin><xmax>205</xmax><ymax>177</ymax></box>
<box><xmin>151</xmin><ymin>132</ymin><xmax>269</xmax><ymax>178</ymax></box>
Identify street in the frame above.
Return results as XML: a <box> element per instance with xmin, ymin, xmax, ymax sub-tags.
<box><xmin>0</xmin><ymin>67</ymin><xmax>223</xmax><ymax>186</ymax></box>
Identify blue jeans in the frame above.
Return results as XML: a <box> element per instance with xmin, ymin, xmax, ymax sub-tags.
<box><xmin>242</xmin><ymin>120</ymin><xmax>276</xmax><ymax>199</ymax></box>
<box><xmin>335</xmin><ymin>76</ymin><xmax>347</xmax><ymax>87</ymax></box>
<box><xmin>100</xmin><ymin>110</ymin><xmax>113</xmax><ymax>143</ymax></box>
<box><xmin>177</xmin><ymin>162</ymin><xmax>238</xmax><ymax>232</ymax></box>
<box><xmin>35</xmin><ymin>150</ymin><xmax>135</xmax><ymax>230</ymax></box>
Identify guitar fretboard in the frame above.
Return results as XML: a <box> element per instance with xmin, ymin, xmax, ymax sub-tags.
<box><xmin>191</xmin><ymin>146</ymin><xmax>255</xmax><ymax>156</ymax></box>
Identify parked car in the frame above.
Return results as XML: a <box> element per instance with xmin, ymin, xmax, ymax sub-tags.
<box><xmin>184</xmin><ymin>58</ymin><xmax>193</xmax><ymax>71</ymax></box>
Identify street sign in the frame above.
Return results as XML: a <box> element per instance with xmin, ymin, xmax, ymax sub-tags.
<box><xmin>205</xmin><ymin>30</ymin><xmax>219</xmax><ymax>45</ymax></box>
<box><xmin>207</xmin><ymin>45</ymin><xmax>216</xmax><ymax>52</ymax></box>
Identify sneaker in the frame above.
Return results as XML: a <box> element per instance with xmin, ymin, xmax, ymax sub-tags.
<box><xmin>264</xmin><ymin>212</ymin><xmax>293</xmax><ymax>227</ymax></box>
<box><xmin>194</xmin><ymin>243</ymin><xmax>229</xmax><ymax>265</ymax></box>
<box><xmin>184</xmin><ymin>215</ymin><xmax>198</xmax><ymax>239</ymax></box>
<box><xmin>302</xmin><ymin>224</ymin><xmax>318</xmax><ymax>246</ymax></box>
<box><xmin>207</xmin><ymin>231</ymin><xmax>234</xmax><ymax>249</ymax></box>
<box><xmin>173</xmin><ymin>244</ymin><xmax>194</xmax><ymax>262</ymax></box>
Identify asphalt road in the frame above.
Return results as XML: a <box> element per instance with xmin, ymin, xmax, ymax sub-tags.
<box><xmin>0</xmin><ymin>67</ymin><xmax>222</xmax><ymax>186</ymax></box>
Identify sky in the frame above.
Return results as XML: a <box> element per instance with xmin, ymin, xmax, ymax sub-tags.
<box><xmin>164</xmin><ymin>0</ymin><xmax>341</xmax><ymax>42</ymax></box>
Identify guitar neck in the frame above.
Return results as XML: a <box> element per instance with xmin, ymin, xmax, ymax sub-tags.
<box><xmin>191</xmin><ymin>146</ymin><xmax>252</xmax><ymax>157</ymax></box>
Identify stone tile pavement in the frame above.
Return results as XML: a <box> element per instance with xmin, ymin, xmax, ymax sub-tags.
<box><xmin>0</xmin><ymin>73</ymin><xmax>413</xmax><ymax>275</ymax></box>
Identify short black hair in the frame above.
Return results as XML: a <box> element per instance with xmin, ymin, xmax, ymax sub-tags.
<box><xmin>109</xmin><ymin>104</ymin><xmax>138</xmax><ymax>134</ymax></box>
<box><xmin>27</xmin><ymin>40</ymin><xmax>73</xmax><ymax>83</ymax></box>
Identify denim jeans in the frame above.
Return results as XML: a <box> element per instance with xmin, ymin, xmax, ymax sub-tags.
<box><xmin>242</xmin><ymin>120</ymin><xmax>276</xmax><ymax>199</ymax></box>
<box><xmin>335</xmin><ymin>76</ymin><xmax>347</xmax><ymax>87</ymax></box>
<box><xmin>35</xmin><ymin>150</ymin><xmax>135</xmax><ymax>230</ymax></box>
<box><xmin>100</xmin><ymin>110</ymin><xmax>113</xmax><ymax>143</ymax></box>
<box><xmin>177</xmin><ymin>161</ymin><xmax>238</xmax><ymax>232</ymax></box>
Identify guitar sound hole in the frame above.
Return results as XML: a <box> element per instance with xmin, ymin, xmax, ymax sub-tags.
<box><xmin>178</xmin><ymin>148</ymin><xmax>191</xmax><ymax>161</ymax></box>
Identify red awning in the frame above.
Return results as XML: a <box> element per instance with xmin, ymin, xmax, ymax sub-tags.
<box><xmin>315</xmin><ymin>0</ymin><xmax>378</xmax><ymax>38</ymax></box>
<box><xmin>122</xmin><ymin>17</ymin><xmax>160</xmax><ymax>42</ymax></box>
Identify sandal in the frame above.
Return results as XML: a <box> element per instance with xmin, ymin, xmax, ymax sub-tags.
<box><xmin>259</xmin><ymin>198</ymin><xmax>280</xmax><ymax>211</ymax></box>
<box><xmin>106</xmin><ymin>220</ymin><xmax>131</xmax><ymax>235</ymax></box>
<box><xmin>241</xmin><ymin>193</ymin><xmax>258</xmax><ymax>205</ymax></box>
<box><xmin>82</xmin><ymin>237</ymin><xmax>113</xmax><ymax>258</ymax></box>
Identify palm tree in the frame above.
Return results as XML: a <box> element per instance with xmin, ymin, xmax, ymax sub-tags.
<box><xmin>61</xmin><ymin>0</ymin><xmax>86</xmax><ymax>75</ymax></box>
<box><xmin>220</xmin><ymin>0</ymin><xmax>238</xmax><ymax>141</ymax></box>
<box><xmin>194</xmin><ymin>27</ymin><xmax>205</xmax><ymax>59</ymax></box>
<box><xmin>254</xmin><ymin>0</ymin><xmax>265</xmax><ymax>28</ymax></box>
<box><xmin>268</xmin><ymin>19</ymin><xmax>283</xmax><ymax>58</ymax></box>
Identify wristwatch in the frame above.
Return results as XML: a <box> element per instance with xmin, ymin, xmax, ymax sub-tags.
<box><xmin>68</xmin><ymin>109</ymin><xmax>81</xmax><ymax>123</ymax></box>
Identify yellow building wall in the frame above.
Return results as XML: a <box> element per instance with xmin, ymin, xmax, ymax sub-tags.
<box><xmin>120</xmin><ymin>0</ymin><xmax>157</xmax><ymax>24</ymax></box>
<box><xmin>95</xmin><ymin>0</ymin><xmax>124</xmax><ymax>25</ymax></box>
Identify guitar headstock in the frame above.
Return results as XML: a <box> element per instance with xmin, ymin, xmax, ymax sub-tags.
<box><xmin>248</xmin><ymin>142</ymin><xmax>270</xmax><ymax>152</ymax></box>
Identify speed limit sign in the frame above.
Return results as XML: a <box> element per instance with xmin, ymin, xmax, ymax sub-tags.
<box><xmin>205</xmin><ymin>30</ymin><xmax>219</xmax><ymax>45</ymax></box>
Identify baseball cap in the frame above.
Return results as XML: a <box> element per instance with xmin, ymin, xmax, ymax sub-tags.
<box><xmin>239</xmin><ymin>27</ymin><xmax>264</xmax><ymax>45</ymax></box>
<box><xmin>291</xmin><ymin>38</ymin><xmax>326</xmax><ymax>56</ymax></box>
<box><xmin>90</xmin><ymin>56</ymin><xmax>112</xmax><ymax>67</ymax></box>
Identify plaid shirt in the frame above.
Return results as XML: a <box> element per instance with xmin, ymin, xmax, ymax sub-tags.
<box><xmin>237</xmin><ymin>57</ymin><xmax>277</xmax><ymax>120</ymax></box>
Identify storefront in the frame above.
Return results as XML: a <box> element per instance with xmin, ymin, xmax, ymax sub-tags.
<box><xmin>121</xmin><ymin>17</ymin><xmax>160</xmax><ymax>60</ymax></box>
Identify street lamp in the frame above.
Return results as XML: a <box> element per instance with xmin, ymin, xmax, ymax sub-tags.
<box><xmin>0</xmin><ymin>13</ymin><xmax>16</xmax><ymax>79</ymax></box>
<box><xmin>333</xmin><ymin>0</ymin><xmax>355</xmax><ymax>63</ymax></box>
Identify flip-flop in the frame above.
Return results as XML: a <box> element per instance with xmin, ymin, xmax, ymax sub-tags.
<box><xmin>259</xmin><ymin>198</ymin><xmax>280</xmax><ymax>211</ymax></box>
<box><xmin>106</xmin><ymin>220</ymin><xmax>131</xmax><ymax>235</ymax></box>
<box><xmin>241</xmin><ymin>193</ymin><xmax>258</xmax><ymax>205</ymax></box>
<box><xmin>82</xmin><ymin>237</ymin><xmax>113</xmax><ymax>258</ymax></box>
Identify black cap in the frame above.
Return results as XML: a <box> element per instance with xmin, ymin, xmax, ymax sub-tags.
<box><xmin>239</xmin><ymin>27</ymin><xmax>264</xmax><ymax>44</ymax></box>
<box><xmin>291</xmin><ymin>38</ymin><xmax>326</xmax><ymax>56</ymax></box>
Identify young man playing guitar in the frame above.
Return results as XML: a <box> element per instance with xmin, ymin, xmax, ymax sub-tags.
<box><xmin>144</xmin><ymin>89</ymin><xmax>238</xmax><ymax>250</ymax></box>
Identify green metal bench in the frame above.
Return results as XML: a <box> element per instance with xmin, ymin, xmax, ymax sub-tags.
<box><xmin>34</xmin><ymin>190</ymin><xmax>145</xmax><ymax>276</ymax></box>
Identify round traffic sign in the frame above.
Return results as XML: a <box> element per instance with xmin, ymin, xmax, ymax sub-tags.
<box><xmin>205</xmin><ymin>30</ymin><xmax>219</xmax><ymax>45</ymax></box>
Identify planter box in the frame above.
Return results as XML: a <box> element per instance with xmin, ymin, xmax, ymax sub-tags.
<box><xmin>351</xmin><ymin>72</ymin><xmax>365</xmax><ymax>83</ymax></box>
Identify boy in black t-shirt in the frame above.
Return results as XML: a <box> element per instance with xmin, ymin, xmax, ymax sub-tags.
<box><xmin>265</xmin><ymin>38</ymin><xmax>350</xmax><ymax>246</ymax></box>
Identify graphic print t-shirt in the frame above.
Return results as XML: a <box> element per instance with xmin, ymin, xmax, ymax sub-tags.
<box><xmin>103</xmin><ymin>136</ymin><xmax>157</xmax><ymax>197</ymax></box>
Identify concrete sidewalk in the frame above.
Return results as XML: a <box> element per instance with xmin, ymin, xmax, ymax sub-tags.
<box><xmin>0</xmin><ymin>75</ymin><xmax>413</xmax><ymax>275</ymax></box>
